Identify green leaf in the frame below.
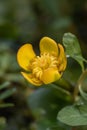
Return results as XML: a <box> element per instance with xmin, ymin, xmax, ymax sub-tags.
<box><xmin>0</xmin><ymin>88</ymin><xmax>16</xmax><ymax>100</ymax></box>
<box><xmin>57</xmin><ymin>105</ymin><xmax>87</xmax><ymax>126</ymax></box>
<box><xmin>0</xmin><ymin>82</ymin><xmax>11</xmax><ymax>90</ymax></box>
<box><xmin>0</xmin><ymin>103</ymin><xmax>14</xmax><ymax>108</ymax></box>
<box><xmin>63</xmin><ymin>33</ymin><xmax>87</xmax><ymax>71</ymax></box>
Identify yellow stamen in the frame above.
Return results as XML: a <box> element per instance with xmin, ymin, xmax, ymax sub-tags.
<box><xmin>29</xmin><ymin>53</ymin><xmax>58</xmax><ymax>80</ymax></box>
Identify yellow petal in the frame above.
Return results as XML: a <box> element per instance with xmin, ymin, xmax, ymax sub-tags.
<box><xmin>17</xmin><ymin>44</ymin><xmax>36</xmax><ymax>71</ymax></box>
<box><xmin>41</xmin><ymin>68</ymin><xmax>61</xmax><ymax>84</ymax></box>
<box><xmin>58</xmin><ymin>44</ymin><xmax>67</xmax><ymax>71</ymax></box>
<box><xmin>21</xmin><ymin>72</ymin><xmax>42</xmax><ymax>86</ymax></box>
<box><xmin>40</xmin><ymin>37</ymin><xmax>58</xmax><ymax>56</ymax></box>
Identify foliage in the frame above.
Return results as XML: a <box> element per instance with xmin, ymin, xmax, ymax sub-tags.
<box><xmin>1</xmin><ymin>0</ymin><xmax>87</xmax><ymax>130</ymax></box>
<box><xmin>28</xmin><ymin>33</ymin><xmax>87</xmax><ymax>130</ymax></box>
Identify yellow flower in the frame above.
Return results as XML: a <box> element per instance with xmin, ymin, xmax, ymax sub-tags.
<box><xmin>17</xmin><ymin>37</ymin><xmax>67</xmax><ymax>86</ymax></box>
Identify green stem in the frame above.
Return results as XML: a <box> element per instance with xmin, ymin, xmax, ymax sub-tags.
<box><xmin>73</xmin><ymin>69</ymin><xmax>87</xmax><ymax>101</ymax></box>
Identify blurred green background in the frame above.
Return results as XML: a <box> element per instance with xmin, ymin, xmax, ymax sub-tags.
<box><xmin>0</xmin><ymin>0</ymin><xmax>87</xmax><ymax>130</ymax></box>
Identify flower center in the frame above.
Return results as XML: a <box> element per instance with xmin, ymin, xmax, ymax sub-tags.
<box><xmin>29</xmin><ymin>53</ymin><xmax>58</xmax><ymax>80</ymax></box>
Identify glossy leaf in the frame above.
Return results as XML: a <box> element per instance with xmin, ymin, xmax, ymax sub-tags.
<box><xmin>63</xmin><ymin>33</ymin><xmax>87</xmax><ymax>71</ymax></box>
<box><xmin>58</xmin><ymin>105</ymin><xmax>87</xmax><ymax>126</ymax></box>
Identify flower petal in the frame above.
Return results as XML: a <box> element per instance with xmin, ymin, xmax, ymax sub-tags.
<box><xmin>40</xmin><ymin>37</ymin><xmax>58</xmax><ymax>56</ymax></box>
<box><xmin>58</xmin><ymin>44</ymin><xmax>67</xmax><ymax>71</ymax></box>
<box><xmin>21</xmin><ymin>72</ymin><xmax>42</xmax><ymax>86</ymax></box>
<box><xmin>41</xmin><ymin>68</ymin><xmax>61</xmax><ymax>84</ymax></box>
<box><xmin>17</xmin><ymin>44</ymin><xmax>36</xmax><ymax>71</ymax></box>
